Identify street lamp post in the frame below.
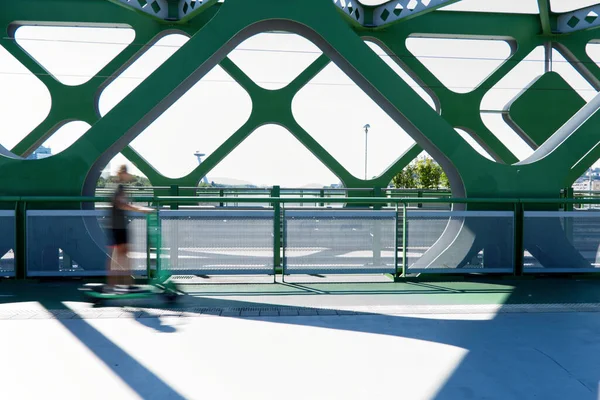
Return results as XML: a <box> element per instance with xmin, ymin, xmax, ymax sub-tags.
<box><xmin>363</xmin><ymin>124</ymin><xmax>370</xmax><ymax>180</ymax></box>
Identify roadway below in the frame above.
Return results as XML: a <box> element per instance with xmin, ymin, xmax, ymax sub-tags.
<box><xmin>0</xmin><ymin>277</ymin><xmax>599</xmax><ymax>399</ymax></box>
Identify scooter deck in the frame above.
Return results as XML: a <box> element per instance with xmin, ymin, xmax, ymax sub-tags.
<box><xmin>81</xmin><ymin>284</ymin><xmax>157</xmax><ymax>300</ymax></box>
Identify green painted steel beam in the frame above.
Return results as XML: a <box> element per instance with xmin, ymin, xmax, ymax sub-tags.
<box><xmin>0</xmin><ymin>0</ymin><xmax>598</xmax><ymax>201</ymax></box>
<box><xmin>537</xmin><ymin>0</ymin><xmax>553</xmax><ymax>35</ymax></box>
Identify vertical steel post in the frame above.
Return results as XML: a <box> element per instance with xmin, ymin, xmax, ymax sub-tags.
<box><xmin>544</xmin><ymin>41</ymin><xmax>553</xmax><ymax>72</ymax></box>
<box><xmin>15</xmin><ymin>201</ymin><xmax>26</xmax><ymax>279</ymax></box>
<box><xmin>156</xmin><ymin>209</ymin><xmax>162</xmax><ymax>275</ymax></box>
<box><xmin>272</xmin><ymin>186</ymin><xmax>281</xmax><ymax>282</ymax></box>
<box><xmin>281</xmin><ymin>204</ymin><xmax>286</xmax><ymax>283</ymax></box>
<box><xmin>146</xmin><ymin>208</ymin><xmax>152</xmax><ymax>279</ymax></box>
<box><xmin>394</xmin><ymin>202</ymin><xmax>399</xmax><ymax>278</ymax></box>
<box><xmin>513</xmin><ymin>202</ymin><xmax>524</xmax><ymax>276</ymax></box>
<box><xmin>402</xmin><ymin>202</ymin><xmax>407</xmax><ymax>277</ymax></box>
<box><xmin>170</xmin><ymin>184</ymin><xmax>179</xmax><ymax>210</ymax></box>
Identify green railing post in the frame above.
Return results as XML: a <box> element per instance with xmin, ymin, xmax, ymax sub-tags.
<box><xmin>394</xmin><ymin>202</ymin><xmax>399</xmax><ymax>278</ymax></box>
<box><xmin>514</xmin><ymin>201</ymin><xmax>524</xmax><ymax>276</ymax></box>
<box><xmin>170</xmin><ymin>185</ymin><xmax>179</xmax><ymax>210</ymax></box>
<box><xmin>219</xmin><ymin>189</ymin><xmax>224</xmax><ymax>208</ymax></box>
<box><xmin>319</xmin><ymin>189</ymin><xmax>325</xmax><ymax>208</ymax></box>
<box><xmin>15</xmin><ymin>201</ymin><xmax>26</xmax><ymax>280</ymax></box>
<box><xmin>156</xmin><ymin>209</ymin><xmax>163</xmax><ymax>275</ymax></box>
<box><xmin>272</xmin><ymin>185</ymin><xmax>281</xmax><ymax>283</ymax></box>
<box><xmin>402</xmin><ymin>202</ymin><xmax>407</xmax><ymax>277</ymax></box>
<box><xmin>146</xmin><ymin>208</ymin><xmax>153</xmax><ymax>279</ymax></box>
<box><xmin>281</xmin><ymin>204</ymin><xmax>286</xmax><ymax>283</ymax></box>
<box><xmin>565</xmin><ymin>187</ymin><xmax>574</xmax><ymax>243</ymax></box>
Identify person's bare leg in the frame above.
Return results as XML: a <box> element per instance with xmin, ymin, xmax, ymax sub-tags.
<box><xmin>107</xmin><ymin>246</ymin><xmax>118</xmax><ymax>288</ymax></box>
<box><xmin>110</xmin><ymin>244</ymin><xmax>132</xmax><ymax>286</ymax></box>
<box><xmin>119</xmin><ymin>243</ymin><xmax>133</xmax><ymax>286</ymax></box>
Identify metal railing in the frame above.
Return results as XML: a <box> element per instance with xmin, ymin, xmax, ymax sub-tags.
<box><xmin>2</xmin><ymin>189</ymin><xmax>600</xmax><ymax>280</ymax></box>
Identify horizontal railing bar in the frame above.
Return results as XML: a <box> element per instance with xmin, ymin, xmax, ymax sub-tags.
<box><xmin>3</xmin><ymin>196</ymin><xmax>600</xmax><ymax>205</ymax></box>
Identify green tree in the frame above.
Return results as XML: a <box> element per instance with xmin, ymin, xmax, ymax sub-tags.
<box><xmin>415</xmin><ymin>157</ymin><xmax>442</xmax><ymax>189</ymax></box>
<box><xmin>98</xmin><ymin>174</ymin><xmax>151</xmax><ymax>187</ymax></box>
<box><xmin>392</xmin><ymin>163</ymin><xmax>417</xmax><ymax>188</ymax></box>
<box><xmin>391</xmin><ymin>156</ymin><xmax>450</xmax><ymax>189</ymax></box>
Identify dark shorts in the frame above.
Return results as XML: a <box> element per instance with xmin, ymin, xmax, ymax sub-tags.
<box><xmin>110</xmin><ymin>229</ymin><xmax>128</xmax><ymax>246</ymax></box>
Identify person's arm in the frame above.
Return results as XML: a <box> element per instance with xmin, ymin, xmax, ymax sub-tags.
<box><xmin>115</xmin><ymin>193</ymin><xmax>153</xmax><ymax>213</ymax></box>
<box><xmin>121</xmin><ymin>203</ymin><xmax>153</xmax><ymax>213</ymax></box>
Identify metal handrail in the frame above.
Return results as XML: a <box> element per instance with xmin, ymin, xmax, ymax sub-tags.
<box><xmin>3</xmin><ymin>195</ymin><xmax>600</xmax><ymax>205</ymax></box>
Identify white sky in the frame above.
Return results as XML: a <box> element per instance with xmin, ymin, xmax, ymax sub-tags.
<box><xmin>1</xmin><ymin>0</ymin><xmax>600</xmax><ymax>187</ymax></box>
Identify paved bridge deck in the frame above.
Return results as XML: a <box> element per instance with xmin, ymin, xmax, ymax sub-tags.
<box><xmin>1</xmin><ymin>277</ymin><xmax>599</xmax><ymax>399</ymax></box>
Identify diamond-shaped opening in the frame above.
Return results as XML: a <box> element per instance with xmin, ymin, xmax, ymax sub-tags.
<box><xmin>481</xmin><ymin>46</ymin><xmax>544</xmax><ymax>162</ymax></box>
<box><xmin>183</xmin><ymin>2</ymin><xmax>189</xmax><ymax>13</ymax></box>
<box><xmin>292</xmin><ymin>63</ymin><xmax>416</xmax><ymax>180</ymax></box>
<box><xmin>129</xmin><ymin>64</ymin><xmax>252</xmax><ymax>179</ymax></box>
<box><xmin>228</xmin><ymin>32</ymin><xmax>323</xmax><ymax>91</ymax></box>
<box><xmin>366</xmin><ymin>40</ymin><xmax>438</xmax><ymax>112</ymax></box>
<box><xmin>454</xmin><ymin>128</ymin><xmax>495</xmax><ymax>161</ymax></box>
<box><xmin>137</xmin><ymin>0</ymin><xmax>148</xmax><ymax>7</ymax></box>
<box><xmin>381</xmin><ymin>8</ymin><xmax>391</xmax><ymax>21</ymax></box>
<box><xmin>15</xmin><ymin>25</ymin><xmax>135</xmax><ymax>86</ymax></box>
<box><xmin>422</xmin><ymin>0</ymin><xmax>432</xmax><ymax>6</ymax></box>
<box><xmin>586</xmin><ymin>11</ymin><xmax>599</xmax><ymax>24</ymax></box>
<box><xmin>0</xmin><ymin>44</ymin><xmax>51</xmax><ymax>152</ymax></box>
<box><xmin>407</xmin><ymin>0</ymin><xmax>419</xmax><ymax>11</ymax></box>
<box><xmin>568</xmin><ymin>16</ymin><xmax>581</xmax><ymax>28</ymax></box>
<box><xmin>482</xmin><ymin>45</ymin><xmax>598</xmax><ymax>163</ymax></box>
<box><xmin>393</xmin><ymin>4</ymin><xmax>404</xmax><ymax>16</ymax></box>
<box><xmin>355</xmin><ymin>8</ymin><xmax>361</xmax><ymax>20</ymax></box>
<box><xmin>482</xmin><ymin>114</ymin><xmax>534</xmax><ymax>161</ymax></box>
<box><xmin>550</xmin><ymin>0</ymin><xmax>600</xmax><ymax>12</ymax></box>
<box><xmin>481</xmin><ymin>46</ymin><xmax>544</xmax><ymax>111</ymax></box>
<box><xmin>25</xmin><ymin>121</ymin><xmax>91</xmax><ymax>160</ymax></box>
<box><xmin>406</xmin><ymin>36</ymin><xmax>512</xmax><ymax>94</ymax></box>
<box><xmin>552</xmin><ymin>48</ymin><xmax>597</xmax><ymax>102</ymax></box>
<box><xmin>209</xmin><ymin>125</ymin><xmax>338</xmax><ymax>188</ymax></box>
<box><xmin>151</xmin><ymin>1</ymin><xmax>161</xmax><ymax>13</ymax></box>
<box><xmin>348</xmin><ymin>2</ymin><xmax>354</xmax><ymax>14</ymax></box>
<box><xmin>99</xmin><ymin>34</ymin><xmax>189</xmax><ymax>116</ymax></box>
<box><xmin>585</xmin><ymin>40</ymin><xmax>600</xmax><ymax>84</ymax></box>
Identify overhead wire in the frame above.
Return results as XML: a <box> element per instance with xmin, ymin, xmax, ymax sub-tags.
<box><xmin>0</xmin><ymin>35</ymin><xmax>598</xmax><ymax>92</ymax></box>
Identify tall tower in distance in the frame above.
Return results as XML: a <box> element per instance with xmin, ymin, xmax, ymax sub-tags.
<box><xmin>194</xmin><ymin>151</ymin><xmax>209</xmax><ymax>185</ymax></box>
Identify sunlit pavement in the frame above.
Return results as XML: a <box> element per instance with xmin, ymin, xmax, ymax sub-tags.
<box><xmin>1</xmin><ymin>278</ymin><xmax>600</xmax><ymax>400</ymax></box>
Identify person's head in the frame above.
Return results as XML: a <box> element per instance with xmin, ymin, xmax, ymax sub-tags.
<box><xmin>117</xmin><ymin>164</ymin><xmax>132</xmax><ymax>183</ymax></box>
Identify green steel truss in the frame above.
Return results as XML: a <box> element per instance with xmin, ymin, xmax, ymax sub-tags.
<box><xmin>2</xmin><ymin>0</ymin><xmax>600</xmax><ymax>271</ymax></box>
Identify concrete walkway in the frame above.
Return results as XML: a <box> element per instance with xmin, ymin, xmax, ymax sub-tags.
<box><xmin>1</xmin><ymin>278</ymin><xmax>599</xmax><ymax>399</ymax></box>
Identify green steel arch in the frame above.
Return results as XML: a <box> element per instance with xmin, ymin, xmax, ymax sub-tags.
<box><xmin>2</xmin><ymin>0</ymin><xmax>600</xmax><ymax>272</ymax></box>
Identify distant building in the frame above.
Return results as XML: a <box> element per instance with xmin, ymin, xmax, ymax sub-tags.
<box><xmin>572</xmin><ymin>180</ymin><xmax>600</xmax><ymax>191</ymax></box>
<box><xmin>194</xmin><ymin>151</ymin><xmax>209</xmax><ymax>185</ymax></box>
<box><xmin>26</xmin><ymin>146</ymin><xmax>52</xmax><ymax>160</ymax></box>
